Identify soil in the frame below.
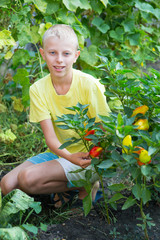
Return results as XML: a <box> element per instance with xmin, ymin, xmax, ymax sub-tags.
<box><xmin>1</xmin><ymin>168</ymin><xmax>160</xmax><ymax>240</ymax></box>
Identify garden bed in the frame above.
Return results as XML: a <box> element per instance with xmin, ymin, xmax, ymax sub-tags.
<box><xmin>1</xmin><ymin>167</ymin><xmax>160</xmax><ymax>240</ymax></box>
<box><xmin>33</xmin><ymin>192</ymin><xmax>160</xmax><ymax>240</ymax></box>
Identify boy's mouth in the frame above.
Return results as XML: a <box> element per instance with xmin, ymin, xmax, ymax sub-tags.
<box><xmin>54</xmin><ymin>66</ymin><xmax>65</xmax><ymax>69</ymax></box>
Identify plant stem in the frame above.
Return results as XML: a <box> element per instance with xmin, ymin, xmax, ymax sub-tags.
<box><xmin>34</xmin><ymin>44</ymin><xmax>44</xmax><ymax>78</ymax></box>
<box><xmin>139</xmin><ymin>176</ymin><xmax>149</xmax><ymax>240</ymax></box>
<box><xmin>140</xmin><ymin>199</ymin><xmax>149</xmax><ymax>240</ymax></box>
<box><xmin>0</xmin><ymin>161</ymin><xmax>23</xmax><ymax>166</ymax></box>
<box><xmin>95</xmin><ymin>166</ymin><xmax>110</xmax><ymax>224</ymax></box>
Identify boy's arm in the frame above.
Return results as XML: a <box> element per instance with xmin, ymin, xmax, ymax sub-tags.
<box><xmin>40</xmin><ymin>119</ymin><xmax>91</xmax><ymax>168</ymax></box>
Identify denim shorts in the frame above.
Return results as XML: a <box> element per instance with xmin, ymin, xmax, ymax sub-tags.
<box><xmin>27</xmin><ymin>152</ymin><xmax>59</xmax><ymax>164</ymax></box>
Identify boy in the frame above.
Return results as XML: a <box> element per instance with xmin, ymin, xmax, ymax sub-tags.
<box><xmin>1</xmin><ymin>24</ymin><xmax>110</xmax><ymax>207</ymax></box>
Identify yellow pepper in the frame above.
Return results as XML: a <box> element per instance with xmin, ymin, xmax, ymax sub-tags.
<box><xmin>134</xmin><ymin>119</ymin><xmax>149</xmax><ymax>131</ymax></box>
<box><xmin>122</xmin><ymin>135</ymin><xmax>132</xmax><ymax>154</ymax></box>
<box><xmin>133</xmin><ymin>146</ymin><xmax>151</xmax><ymax>166</ymax></box>
<box><xmin>131</xmin><ymin>105</ymin><xmax>149</xmax><ymax>117</ymax></box>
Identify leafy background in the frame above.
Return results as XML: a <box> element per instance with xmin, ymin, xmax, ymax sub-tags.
<box><xmin>0</xmin><ymin>1</ymin><xmax>160</xmax><ymax>239</ymax></box>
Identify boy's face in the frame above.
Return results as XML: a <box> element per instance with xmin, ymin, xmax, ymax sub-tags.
<box><xmin>40</xmin><ymin>36</ymin><xmax>80</xmax><ymax>81</ymax></box>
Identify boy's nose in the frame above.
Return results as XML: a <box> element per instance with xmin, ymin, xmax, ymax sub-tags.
<box><xmin>56</xmin><ymin>54</ymin><xmax>63</xmax><ymax>63</ymax></box>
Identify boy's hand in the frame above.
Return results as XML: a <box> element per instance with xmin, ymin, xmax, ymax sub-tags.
<box><xmin>68</xmin><ymin>152</ymin><xmax>91</xmax><ymax>168</ymax></box>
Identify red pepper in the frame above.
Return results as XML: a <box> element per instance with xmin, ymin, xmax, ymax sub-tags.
<box><xmin>89</xmin><ymin>146</ymin><xmax>103</xmax><ymax>158</ymax></box>
<box><xmin>137</xmin><ymin>160</ymin><xmax>151</xmax><ymax>166</ymax></box>
<box><xmin>84</xmin><ymin>129</ymin><xmax>95</xmax><ymax>141</ymax></box>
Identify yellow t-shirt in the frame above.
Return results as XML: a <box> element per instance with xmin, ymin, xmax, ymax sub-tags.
<box><xmin>29</xmin><ymin>69</ymin><xmax>110</xmax><ymax>153</ymax></box>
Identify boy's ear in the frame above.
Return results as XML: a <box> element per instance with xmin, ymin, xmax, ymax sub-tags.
<box><xmin>39</xmin><ymin>48</ymin><xmax>45</xmax><ymax>60</ymax></box>
<box><xmin>74</xmin><ymin>50</ymin><xmax>80</xmax><ymax>63</ymax></box>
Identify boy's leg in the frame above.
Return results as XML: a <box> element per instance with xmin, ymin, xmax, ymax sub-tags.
<box><xmin>17</xmin><ymin>160</ymin><xmax>88</xmax><ymax>206</ymax></box>
<box><xmin>1</xmin><ymin>158</ymin><xmax>99</xmax><ymax>207</ymax></box>
<box><xmin>1</xmin><ymin>160</ymin><xmax>69</xmax><ymax>195</ymax></box>
<box><xmin>17</xmin><ymin>160</ymin><xmax>70</xmax><ymax>195</ymax></box>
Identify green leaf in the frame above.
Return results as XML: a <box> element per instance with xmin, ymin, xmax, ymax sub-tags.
<box><xmin>132</xmin><ymin>184</ymin><xmax>141</xmax><ymax>200</ymax></box>
<box><xmin>40</xmin><ymin>223</ymin><xmax>48</xmax><ymax>232</ymax></box>
<box><xmin>122</xmin><ymin>196</ymin><xmax>136</xmax><ymax>210</ymax></box>
<box><xmin>17</xmin><ymin>24</ymin><xmax>31</xmax><ymax>46</ymax></box>
<box><xmin>130</xmin><ymin>167</ymin><xmax>141</xmax><ymax>179</ymax></box>
<box><xmin>108</xmin><ymin>183</ymin><xmax>126</xmax><ymax>192</ymax></box>
<box><xmin>0</xmin><ymin>227</ymin><xmax>30</xmax><ymax>240</ymax></box>
<box><xmin>83</xmin><ymin>191</ymin><xmax>92</xmax><ymax>216</ymax></box>
<box><xmin>80</xmin><ymin>45</ymin><xmax>99</xmax><ymax>66</ymax></box>
<box><xmin>148</xmin><ymin>146</ymin><xmax>157</xmax><ymax>155</ymax></box>
<box><xmin>139</xmin><ymin>132</ymin><xmax>153</xmax><ymax>145</ymax></box>
<box><xmin>90</xmin><ymin>0</ymin><xmax>104</xmax><ymax>14</ymax></box>
<box><xmin>109</xmin><ymin>27</ymin><xmax>124</xmax><ymax>42</ymax></box>
<box><xmin>97</xmin><ymin>159</ymin><xmax>113</xmax><ymax>169</ymax></box>
<box><xmin>58</xmin><ymin>141</ymin><xmax>73</xmax><ymax>149</ymax></box>
<box><xmin>141</xmin><ymin>165</ymin><xmax>152</xmax><ymax>176</ymax></box>
<box><xmin>111</xmin><ymin>150</ymin><xmax>122</xmax><ymax>161</ymax></box>
<box><xmin>122</xmin><ymin>18</ymin><xmax>135</xmax><ymax>33</ymax></box>
<box><xmin>30</xmin><ymin>25</ymin><xmax>41</xmax><ymax>44</ymax></box>
<box><xmin>104</xmin><ymin>90</ymin><xmax>116</xmax><ymax>97</ymax></box>
<box><xmin>92</xmin><ymin>17</ymin><xmax>110</xmax><ymax>33</ymax></box>
<box><xmin>58</xmin><ymin>9</ymin><xmax>79</xmax><ymax>25</ymax></box>
<box><xmin>13</xmin><ymin>68</ymin><xmax>30</xmax><ymax>87</ymax></box>
<box><xmin>127</xmin><ymin>33</ymin><xmax>140</xmax><ymax>46</ymax></box>
<box><xmin>123</xmin><ymin>154</ymin><xmax>136</xmax><ymax>164</ymax></box>
<box><xmin>0</xmin><ymin>189</ymin><xmax>1</xmax><ymax>209</ymax></box>
<box><xmin>156</xmin><ymin>164</ymin><xmax>160</xmax><ymax>172</ymax></box>
<box><xmin>135</xmin><ymin>1</ymin><xmax>160</xmax><ymax>19</ymax></box>
<box><xmin>0</xmin><ymin>189</ymin><xmax>36</xmax><ymax>224</ymax></box>
<box><xmin>117</xmin><ymin>112</ymin><xmax>123</xmax><ymax>127</ymax></box>
<box><xmin>141</xmin><ymin>25</ymin><xmax>154</xmax><ymax>34</ymax></box>
<box><xmin>108</xmin><ymin>193</ymin><xmax>125</xmax><ymax>203</ymax></box>
<box><xmin>32</xmin><ymin>0</ymin><xmax>47</xmax><ymax>13</ymax></box>
<box><xmin>22</xmin><ymin>223</ymin><xmax>38</xmax><ymax>234</ymax></box>
<box><xmin>91</xmin><ymin>157</ymin><xmax>101</xmax><ymax>165</ymax></box>
<box><xmin>102</xmin><ymin>171</ymin><xmax>117</xmax><ymax>178</ymax></box>
<box><xmin>0</xmin><ymin>0</ymin><xmax>10</xmax><ymax>7</ymax></box>
<box><xmin>102</xmin><ymin>123</ymin><xmax>115</xmax><ymax>133</ymax></box>
<box><xmin>85</xmin><ymin>119</ymin><xmax>96</xmax><ymax>129</ymax></box>
<box><xmin>0</xmin><ymin>30</ymin><xmax>16</xmax><ymax>49</ymax></box>
<box><xmin>29</xmin><ymin>201</ymin><xmax>41</xmax><ymax>214</ymax></box>
<box><xmin>45</xmin><ymin>0</ymin><xmax>60</xmax><ymax>14</ymax></box>
<box><xmin>62</xmin><ymin>0</ymin><xmax>91</xmax><ymax>11</ymax></box>
<box><xmin>57</xmin><ymin>125</ymin><xmax>70</xmax><ymax>130</ymax></box>
<box><xmin>69</xmin><ymin>168</ymin><xmax>85</xmax><ymax>174</ymax></box>
<box><xmin>98</xmin><ymin>114</ymin><xmax>113</xmax><ymax>123</ymax></box>
<box><xmin>13</xmin><ymin>49</ymin><xmax>30</xmax><ymax>66</ymax></box>
<box><xmin>100</xmin><ymin>0</ymin><xmax>108</xmax><ymax>7</ymax></box>
<box><xmin>85</xmin><ymin>170</ymin><xmax>92</xmax><ymax>181</ymax></box>
<box><xmin>141</xmin><ymin>187</ymin><xmax>151</xmax><ymax>204</ymax></box>
<box><xmin>72</xmin><ymin>179</ymin><xmax>87</xmax><ymax>187</ymax></box>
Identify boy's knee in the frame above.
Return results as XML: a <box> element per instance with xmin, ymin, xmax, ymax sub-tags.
<box><xmin>1</xmin><ymin>175</ymin><xmax>14</xmax><ymax>195</ymax></box>
<box><xmin>18</xmin><ymin>168</ymin><xmax>36</xmax><ymax>194</ymax></box>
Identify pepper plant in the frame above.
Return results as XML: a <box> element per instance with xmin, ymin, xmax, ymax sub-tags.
<box><xmin>55</xmin><ymin>97</ymin><xmax>160</xmax><ymax>239</ymax></box>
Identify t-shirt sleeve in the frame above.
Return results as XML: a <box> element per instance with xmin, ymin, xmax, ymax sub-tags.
<box><xmin>29</xmin><ymin>85</ymin><xmax>51</xmax><ymax>122</ymax></box>
<box><xmin>87</xmin><ymin>80</ymin><xmax>111</xmax><ymax>122</ymax></box>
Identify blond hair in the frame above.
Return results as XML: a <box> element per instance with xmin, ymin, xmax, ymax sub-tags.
<box><xmin>42</xmin><ymin>24</ymin><xmax>79</xmax><ymax>49</ymax></box>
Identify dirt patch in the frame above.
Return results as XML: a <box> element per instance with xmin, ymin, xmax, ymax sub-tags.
<box><xmin>36</xmin><ymin>198</ymin><xmax>160</xmax><ymax>240</ymax></box>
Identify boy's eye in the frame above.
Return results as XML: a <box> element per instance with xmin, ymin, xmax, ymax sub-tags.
<box><xmin>64</xmin><ymin>52</ymin><xmax>70</xmax><ymax>55</ymax></box>
<box><xmin>50</xmin><ymin>51</ymin><xmax>55</xmax><ymax>55</ymax></box>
